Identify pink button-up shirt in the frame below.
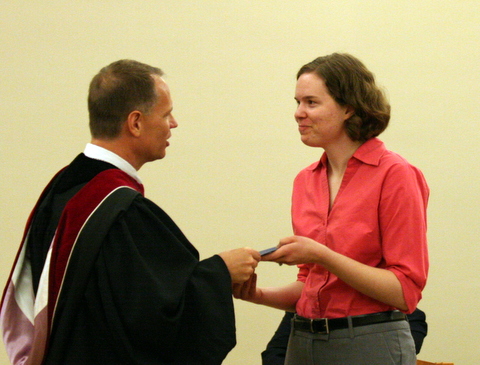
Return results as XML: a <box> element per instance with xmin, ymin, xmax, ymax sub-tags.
<box><xmin>293</xmin><ymin>138</ymin><xmax>429</xmax><ymax>319</ymax></box>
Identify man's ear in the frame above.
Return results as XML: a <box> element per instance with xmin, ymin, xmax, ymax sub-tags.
<box><xmin>126</xmin><ymin>110</ymin><xmax>143</xmax><ymax>137</ymax></box>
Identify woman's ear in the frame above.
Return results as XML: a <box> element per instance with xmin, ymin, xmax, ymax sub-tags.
<box><xmin>344</xmin><ymin>105</ymin><xmax>355</xmax><ymax>120</ymax></box>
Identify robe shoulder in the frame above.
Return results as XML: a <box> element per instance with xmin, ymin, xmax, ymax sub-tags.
<box><xmin>47</xmin><ymin>193</ymin><xmax>236</xmax><ymax>365</ymax></box>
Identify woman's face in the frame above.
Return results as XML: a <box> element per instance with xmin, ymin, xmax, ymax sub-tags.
<box><xmin>294</xmin><ymin>72</ymin><xmax>353</xmax><ymax>149</ymax></box>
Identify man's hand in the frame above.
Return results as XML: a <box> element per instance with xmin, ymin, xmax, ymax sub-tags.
<box><xmin>219</xmin><ymin>247</ymin><xmax>261</xmax><ymax>284</ymax></box>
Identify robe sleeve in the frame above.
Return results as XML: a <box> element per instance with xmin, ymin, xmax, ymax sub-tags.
<box><xmin>89</xmin><ymin>196</ymin><xmax>236</xmax><ymax>364</ymax></box>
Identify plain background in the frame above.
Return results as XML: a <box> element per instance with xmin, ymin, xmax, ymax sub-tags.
<box><xmin>1</xmin><ymin>1</ymin><xmax>478</xmax><ymax>364</ymax></box>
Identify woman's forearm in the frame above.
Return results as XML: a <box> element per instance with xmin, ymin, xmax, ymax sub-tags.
<box><xmin>233</xmin><ymin>274</ymin><xmax>303</xmax><ymax>311</ymax></box>
<box><xmin>268</xmin><ymin>236</ymin><xmax>408</xmax><ymax>311</ymax></box>
<box><xmin>257</xmin><ymin>281</ymin><xmax>304</xmax><ymax>312</ymax></box>
<box><xmin>318</xmin><ymin>248</ymin><xmax>408</xmax><ymax>311</ymax></box>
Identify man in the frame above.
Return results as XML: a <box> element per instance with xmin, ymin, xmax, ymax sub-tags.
<box><xmin>1</xmin><ymin>60</ymin><xmax>260</xmax><ymax>365</ymax></box>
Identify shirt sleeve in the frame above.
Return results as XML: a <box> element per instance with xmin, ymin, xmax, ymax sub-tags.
<box><xmin>379</xmin><ymin>161</ymin><xmax>429</xmax><ymax>313</ymax></box>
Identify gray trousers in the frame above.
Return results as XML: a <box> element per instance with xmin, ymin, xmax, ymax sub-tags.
<box><xmin>285</xmin><ymin>319</ymin><xmax>416</xmax><ymax>365</ymax></box>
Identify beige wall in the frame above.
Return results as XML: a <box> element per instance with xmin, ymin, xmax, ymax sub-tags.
<box><xmin>1</xmin><ymin>1</ymin><xmax>478</xmax><ymax>364</ymax></box>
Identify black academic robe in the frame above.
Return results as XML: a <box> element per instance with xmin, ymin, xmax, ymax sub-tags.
<box><xmin>2</xmin><ymin>154</ymin><xmax>236</xmax><ymax>365</ymax></box>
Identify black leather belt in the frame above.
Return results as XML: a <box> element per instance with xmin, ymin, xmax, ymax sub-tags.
<box><xmin>293</xmin><ymin>311</ymin><xmax>407</xmax><ymax>334</ymax></box>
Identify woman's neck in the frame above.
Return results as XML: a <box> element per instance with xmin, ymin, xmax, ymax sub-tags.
<box><xmin>325</xmin><ymin>140</ymin><xmax>362</xmax><ymax>175</ymax></box>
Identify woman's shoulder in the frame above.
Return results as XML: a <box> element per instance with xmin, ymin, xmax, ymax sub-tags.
<box><xmin>379</xmin><ymin>150</ymin><xmax>429</xmax><ymax>194</ymax></box>
<box><xmin>379</xmin><ymin>149</ymin><xmax>424</xmax><ymax>175</ymax></box>
<box><xmin>293</xmin><ymin>159</ymin><xmax>323</xmax><ymax>183</ymax></box>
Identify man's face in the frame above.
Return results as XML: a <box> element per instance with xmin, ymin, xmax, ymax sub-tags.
<box><xmin>139</xmin><ymin>76</ymin><xmax>178</xmax><ymax>162</ymax></box>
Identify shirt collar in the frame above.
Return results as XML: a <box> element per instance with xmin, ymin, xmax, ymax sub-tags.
<box><xmin>83</xmin><ymin>143</ymin><xmax>143</xmax><ymax>184</ymax></box>
<box><xmin>352</xmin><ymin>137</ymin><xmax>386</xmax><ymax>166</ymax></box>
<box><xmin>313</xmin><ymin>138</ymin><xmax>386</xmax><ymax>170</ymax></box>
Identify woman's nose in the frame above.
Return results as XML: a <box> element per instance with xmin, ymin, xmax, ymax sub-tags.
<box><xmin>294</xmin><ymin>104</ymin><xmax>306</xmax><ymax>119</ymax></box>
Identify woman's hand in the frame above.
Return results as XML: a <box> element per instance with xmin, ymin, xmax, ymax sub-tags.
<box><xmin>233</xmin><ymin>274</ymin><xmax>304</xmax><ymax>312</ymax></box>
<box><xmin>262</xmin><ymin>235</ymin><xmax>327</xmax><ymax>266</ymax></box>
<box><xmin>232</xmin><ymin>273</ymin><xmax>262</xmax><ymax>303</ymax></box>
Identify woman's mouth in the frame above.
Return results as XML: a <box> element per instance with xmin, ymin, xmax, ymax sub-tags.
<box><xmin>298</xmin><ymin>125</ymin><xmax>310</xmax><ymax>133</ymax></box>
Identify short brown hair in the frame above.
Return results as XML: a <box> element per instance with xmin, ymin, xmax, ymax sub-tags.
<box><xmin>297</xmin><ymin>53</ymin><xmax>390</xmax><ymax>142</ymax></box>
<box><xmin>88</xmin><ymin>60</ymin><xmax>164</xmax><ymax>139</ymax></box>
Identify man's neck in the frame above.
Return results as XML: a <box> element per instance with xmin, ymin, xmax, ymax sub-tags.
<box><xmin>90</xmin><ymin>138</ymin><xmax>143</xmax><ymax>170</ymax></box>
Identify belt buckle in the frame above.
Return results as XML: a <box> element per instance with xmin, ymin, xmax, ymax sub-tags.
<box><xmin>310</xmin><ymin>318</ymin><xmax>329</xmax><ymax>334</ymax></box>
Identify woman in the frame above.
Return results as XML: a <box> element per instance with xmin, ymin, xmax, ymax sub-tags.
<box><xmin>234</xmin><ymin>53</ymin><xmax>429</xmax><ymax>365</ymax></box>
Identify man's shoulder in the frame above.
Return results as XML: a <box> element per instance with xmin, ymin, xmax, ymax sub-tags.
<box><xmin>66</xmin><ymin>169</ymin><xmax>142</xmax><ymax>215</ymax></box>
